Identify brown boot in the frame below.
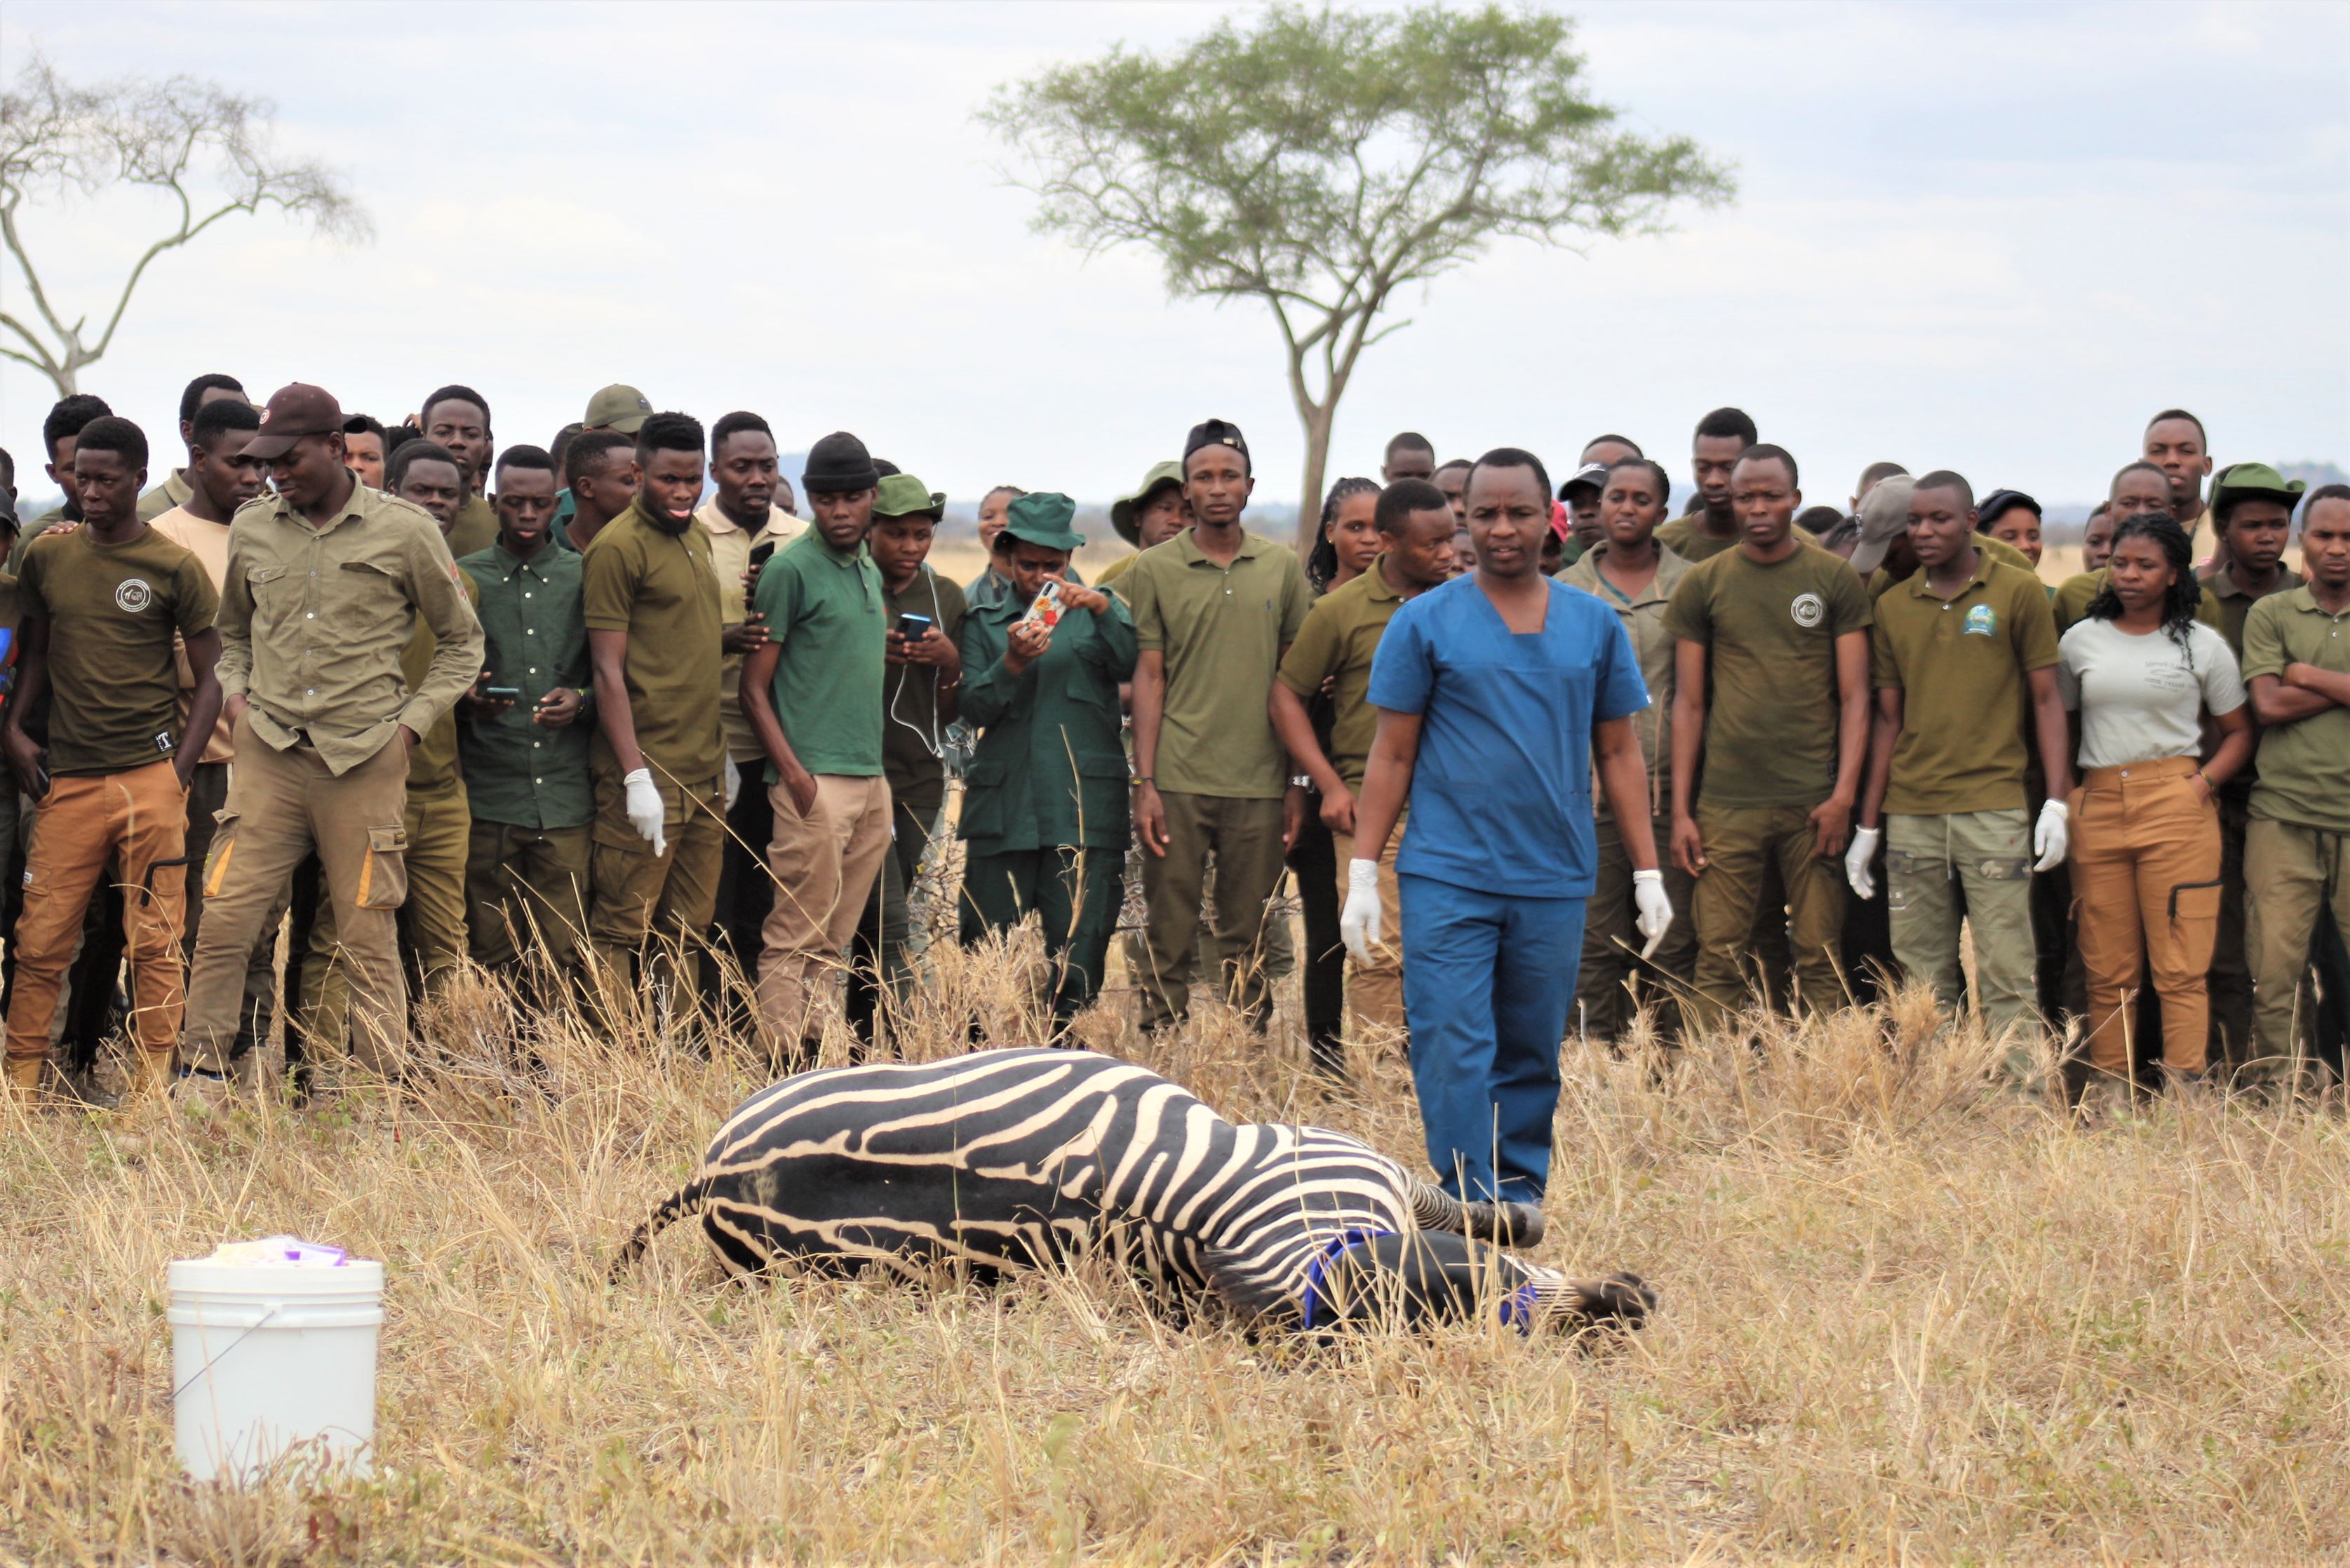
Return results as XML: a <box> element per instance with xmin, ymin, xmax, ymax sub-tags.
<box><xmin>5</xmin><ymin>1054</ymin><xmax>43</xmax><ymax>1099</ymax></box>
<box><xmin>121</xmin><ymin>1049</ymin><xmax>177</xmax><ymax>1101</ymax></box>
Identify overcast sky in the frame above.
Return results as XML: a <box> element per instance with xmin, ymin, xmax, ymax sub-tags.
<box><xmin>4</xmin><ymin>1</ymin><xmax>2344</xmax><ymax>510</ymax></box>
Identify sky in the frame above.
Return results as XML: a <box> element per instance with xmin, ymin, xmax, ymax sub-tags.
<box><xmin>3</xmin><ymin>0</ymin><xmax>2344</xmax><ymax>513</ymax></box>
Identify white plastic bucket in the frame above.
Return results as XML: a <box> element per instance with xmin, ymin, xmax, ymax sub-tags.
<box><xmin>168</xmin><ymin>1256</ymin><xmax>385</xmax><ymax>1483</ymax></box>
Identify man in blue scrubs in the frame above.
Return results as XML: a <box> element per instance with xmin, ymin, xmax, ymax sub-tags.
<box><xmin>1345</xmin><ymin>448</ymin><xmax>1673</xmax><ymax>1209</ymax></box>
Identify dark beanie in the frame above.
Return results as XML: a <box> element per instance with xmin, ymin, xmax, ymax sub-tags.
<box><xmin>804</xmin><ymin>431</ymin><xmax>879</xmax><ymax>494</ymax></box>
<box><xmin>1183</xmin><ymin>417</ymin><xmax>1250</xmax><ymax>471</ymax></box>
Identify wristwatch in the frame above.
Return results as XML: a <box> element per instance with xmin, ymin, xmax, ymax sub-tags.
<box><xmin>1289</xmin><ymin>775</ymin><xmax>1312</xmax><ymax>789</ymax></box>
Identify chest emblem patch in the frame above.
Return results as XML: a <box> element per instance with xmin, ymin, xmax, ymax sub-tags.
<box><xmin>1789</xmin><ymin>591</ymin><xmax>1824</xmax><ymax>628</ymax></box>
<box><xmin>114</xmin><ymin>578</ymin><xmax>154</xmax><ymax>613</ymax></box>
<box><xmin>1963</xmin><ymin>604</ymin><xmax>1997</xmax><ymax>637</ymax></box>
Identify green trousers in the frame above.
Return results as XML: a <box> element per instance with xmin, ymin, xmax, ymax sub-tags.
<box><xmin>960</xmin><ymin>845</ymin><xmax>1124</xmax><ymax>1025</ymax></box>
<box><xmin>1886</xmin><ymin>808</ymin><xmax>2041</xmax><ymax>1044</ymax></box>
<box><xmin>2245</xmin><ymin>818</ymin><xmax>2350</xmax><ymax>1080</ymax></box>
<box><xmin>1575</xmin><ymin>812</ymin><xmax>1697</xmax><ymax>1041</ymax></box>
<box><xmin>1688</xmin><ymin>800</ymin><xmax>1846</xmax><ymax>1031</ymax></box>
<box><xmin>2208</xmin><ymin>791</ymin><xmax>2255</xmax><ymax>1073</ymax></box>
<box><xmin>1137</xmin><ymin>791</ymin><xmax>1287</xmax><ymax>1031</ymax></box>
<box><xmin>465</xmin><ymin>819</ymin><xmax>591</xmax><ymax>977</ymax></box>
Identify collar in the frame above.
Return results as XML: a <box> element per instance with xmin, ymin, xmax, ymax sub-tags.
<box><xmin>486</xmin><ymin>541</ymin><xmax>564</xmax><ymax>579</ymax></box>
<box><xmin>1364</xmin><ymin>555</ymin><xmax>1406</xmax><ymax>603</ymax></box>
<box><xmin>268</xmin><ymin>474</ymin><xmax>371</xmax><ymax>534</ymax></box>
<box><xmin>622</xmin><ymin>496</ymin><xmax>696</xmax><ymax>540</ymax></box>
<box><xmin>2281</xmin><ymin>584</ymin><xmax>2350</xmax><ymax>618</ymax></box>
<box><xmin>803</xmin><ymin>527</ymin><xmax>867</xmax><ymax>568</ymax></box>
<box><xmin>1176</xmin><ymin>525</ymin><xmax>1259</xmax><ymax>565</ymax></box>
<box><xmin>1905</xmin><ymin>546</ymin><xmax>1996</xmax><ymax>601</ymax></box>
<box><xmin>694</xmin><ymin>498</ymin><xmax>772</xmax><ymax>539</ymax></box>
<box><xmin>2205</xmin><ymin>562</ymin><xmax>2302</xmax><ymax>601</ymax></box>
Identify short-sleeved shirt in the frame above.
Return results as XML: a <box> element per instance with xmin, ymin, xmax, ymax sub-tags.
<box><xmin>1275</xmin><ymin>558</ymin><xmax>1408</xmax><ymax>791</ymax></box>
<box><xmin>1657</xmin><ymin>515</ymin><xmax>1816</xmax><ymax>564</ymax></box>
<box><xmin>2201</xmin><ymin>561</ymin><xmax>2302</xmax><ymax>659</ymax></box>
<box><xmin>17</xmin><ymin>525</ymin><xmax>219</xmax><ymax>775</ymax></box>
<box><xmin>1369</xmin><ymin>575</ymin><xmax>1649</xmax><ymax>898</ymax></box>
<box><xmin>459</xmin><ymin>542</ymin><xmax>593</xmax><ymax>831</ymax></box>
<box><xmin>1562</xmin><ymin>544</ymin><xmax>1693</xmax><ymax>819</ymax></box>
<box><xmin>1865</xmin><ymin>533</ymin><xmax>2037</xmax><ymax>599</ymax></box>
<box><xmin>694</xmin><ymin>500</ymin><xmax>791</xmax><ymax>764</ymax></box>
<box><xmin>445</xmin><ymin>492</ymin><xmax>499</xmax><ymax>560</ymax></box>
<box><xmin>1121</xmin><ymin>528</ymin><xmax>1312</xmax><ymax>798</ymax></box>
<box><xmin>2240</xmin><ymin>587</ymin><xmax>2350</xmax><ymax>835</ymax></box>
<box><xmin>2057</xmin><ymin>618</ymin><xmax>2244</xmax><ymax>770</ymax></box>
<box><xmin>881</xmin><ymin>564</ymin><xmax>967</xmax><ymax>800</ymax></box>
<box><xmin>148</xmin><ymin>505</ymin><xmax>238</xmax><ymax>765</ymax></box>
<box><xmin>1663</xmin><ymin>542</ymin><xmax>1874</xmax><ymax>808</ymax></box>
<box><xmin>581</xmin><ymin>499</ymin><xmax>725</xmax><ymax>786</ymax></box>
<box><xmin>1869</xmin><ymin>554</ymin><xmax>2060</xmax><ymax>815</ymax></box>
<box><xmin>751</xmin><ymin>528</ymin><xmax>886</xmax><ymax>778</ymax></box>
<box><xmin>2053</xmin><ymin>569</ymin><xmax>2224</xmax><ymax>636</ymax></box>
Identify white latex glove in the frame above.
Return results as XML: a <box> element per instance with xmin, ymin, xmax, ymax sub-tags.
<box><xmin>1844</xmin><ymin>826</ymin><xmax>1881</xmax><ymax>900</ymax></box>
<box><xmin>723</xmin><ymin>753</ymin><xmax>741</xmax><ymax>812</ymax></box>
<box><xmin>2032</xmin><ymin>798</ymin><xmax>2069</xmax><ymax>872</ymax></box>
<box><xmin>1339</xmin><ymin>858</ymin><xmax>1382</xmax><ymax>963</ymax></box>
<box><xmin>1631</xmin><ymin>869</ymin><xmax>1674</xmax><ymax>960</ymax></box>
<box><xmin>624</xmin><ymin>767</ymin><xmax>667</xmax><ymax>857</ymax></box>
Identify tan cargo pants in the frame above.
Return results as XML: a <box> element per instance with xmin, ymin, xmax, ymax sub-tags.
<box><xmin>754</xmin><ymin>773</ymin><xmax>892</xmax><ymax>1052</ymax></box>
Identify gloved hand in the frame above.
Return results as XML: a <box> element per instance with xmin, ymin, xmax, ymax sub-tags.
<box><xmin>624</xmin><ymin>767</ymin><xmax>667</xmax><ymax>857</ymax></box>
<box><xmin>2032</xmin><ymin>798</ymin><xmax>2069</xmax><ymax>871</ymax></box>
<box><xmin>1632</xmin><ymin>868</ymin><xmax>1674</xmax><ymax>959</ymax></box>
<box><xmin>1339</xmin><ymin>858</ymin><xmax>1383</xmax><ymax>963</ymax></box>
<box><xmin>723</xmin><ymin>753</ymin><xmax>741</xmax><ymax>812</ymax></box>
<box><xmin>1844</xmin><ymin>825</ymin><xmax>1881</xmax><ymax>900</ymax></box>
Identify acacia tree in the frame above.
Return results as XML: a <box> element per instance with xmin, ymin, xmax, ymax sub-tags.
<box><xmin>1</xmin><ymin>53</ymin><xmax>368</xmax><ymax>397</ymax></box>
<box><xmin>986</xmin><ymin>3</ymin><xmax>1731</xmax><ymax>550</ymax></box>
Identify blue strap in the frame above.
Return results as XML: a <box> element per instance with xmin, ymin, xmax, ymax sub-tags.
<box><xmin>1498</xmin><ymin>1280</ymin><xmax>1545</xmax><ymax>1333</ymax></box>
<box><xmin>1296</xmin><ymin>1227</ymin><xmax>1394</xmax><ymax>1331</ymax></box>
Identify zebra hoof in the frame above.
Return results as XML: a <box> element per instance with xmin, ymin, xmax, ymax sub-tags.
<box><xmin>1463</xmin><ymin>1200</ymin><xmax>1547</xmax><ymax>1249</ymax></box>
<box><xmin>1571</xmin><ymin>1271</ymin><xmax>1656</xmax><ymax>1329</ymax></box>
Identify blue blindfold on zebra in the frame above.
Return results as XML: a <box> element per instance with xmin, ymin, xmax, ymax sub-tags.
<box><xmin>613</xmin><ymin>1047</ymin><xmax>1655</xmax><ymax>1338</ymax></box>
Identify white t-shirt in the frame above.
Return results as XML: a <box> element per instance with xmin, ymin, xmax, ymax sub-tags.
<box><xmin>2057</xmin><ymin>617</ymin><xmax>2244</xmax><ymax>770</ymax></box>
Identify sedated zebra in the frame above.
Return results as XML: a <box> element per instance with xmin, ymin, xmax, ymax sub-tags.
<box><xmin>616</xmin><ymin>1047</ymin><xmax>1653</xmax><ymax>1334</ymax></box>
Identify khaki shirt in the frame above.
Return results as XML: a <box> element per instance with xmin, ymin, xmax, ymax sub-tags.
<box><xmin>136</xmin><ymin>468</ymin><xmax>194</xmax><ymax>523</ymax></box>
<box><xmin>219</xmin><ymin>482</ymin><xmax>485</xmax><ymax>776</ymax></box>
<box><xmin>1275</xmin><ymin>557</ymin><xmax>1410</xmax><ymax>792</ymax></box>
<box><xmin>694</xmin><ymin>499</ymin><xmax>791</xmax><ymax>763</ymax></box>
<box><xmin>2241</xmin><ymin>587</ymin><xmax>2350</xmax><ymax>836</ymax></box>
<box><xmin>1563</xmin><ymin>543</ymin><xmax>1693</xmax><ymax>819</ymax></box>
<box><xmin>1869</xmin><ymin>554</ymin><xmax>2060</xmax><ymax>815</ymax></box>
<box><xmin>2201</xmin><ymin>561</ymin><xmax>2302</xmax><ymax>659</ymax></box>
<box><xmin>149</xmin><ymin>505</ymin><xmax>239</xmax><ymax>765</ymax></box>
<box><xmin>401</xmin><ymin>571</ymin><xmax>481</xmax><ymax>797</ymax></box>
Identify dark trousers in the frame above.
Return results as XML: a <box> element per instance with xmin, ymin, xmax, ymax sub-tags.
<box><xmin>959</xmin><ymin>845</ymin><xmax>1124</xmax><ymax>1026</ymax></box>
<box><xmin>1288</xmin><ymin>811</ymin><xmax>1344</xmax><ymax>1073</ymax></box>
<box><xmin>848</xmin><ymin>784</ymin><xmax>944</xmax><ymax>1048</ymax></box>
<box><xmin>702</xmin><ymin>777</ymin><xmax>775</xmax><ymax>1026</ymax></box>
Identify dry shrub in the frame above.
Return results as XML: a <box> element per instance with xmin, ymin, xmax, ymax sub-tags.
<box><xmin>4</xmin><ymin>932</ymin><xmax>2347</xmax><ymax>1564</ymax></box>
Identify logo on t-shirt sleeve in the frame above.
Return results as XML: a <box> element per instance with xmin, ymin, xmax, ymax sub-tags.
<box><xmin>1963</xmin><ymin>604</ymin><xmax>1998</xmax><ymax>637</ymax></box>
<box><xmin>114</xmin><ymin>578</ymin><xmax>154</xmax><ymax>613</ymax></box>
<box><xmin>1789</xmin><ymin>591</ymin><xmax>1825</xmax><ymax>628</ymax></box>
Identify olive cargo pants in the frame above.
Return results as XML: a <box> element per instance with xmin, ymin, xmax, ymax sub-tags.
<box><xmin>1331</xmin><ymin>824</ymin><xmax>1408</xmax><ymax>1040</ymax></box>
<box><xmin>1575</xmin><ymin>812</ymin><xmax>1696</xmax><ymax>1042</ymax></box>
<box><xmin>1688</xmin><ymin>801</ymin><xmax>1847</xmax><ymax>1031</ymax></box>
<box><xmin>586</xmin><ymin>766</ymin><xmax>725</xmax><ymax>999</ymax></box>
<box><xmin>301</xmin><ymin>783</ymin><xmax>471</xmax><ymax>1050</ymax></box>
<box><xmin>2070</xmin><ymin>759</ymin><xmax>2220</xmax><ymax>1078</ymax></box>
<box><xmin>2244</xmin><ymin>819</ymin><xmax>2350</xmax><ymax>1080</ymax></box>
<box><xmin>1137</xmin><ymin>791</ymin><xmax>1287</xmax><ymax>1033</ymax></box>
<box><xmin>960</xmin><ymin>845</ymin><xmax>1125</xmax><ymax>1025</ymax></box>
<box><xmin>466</xmin><ymin>819</ymin><xmax>591</xmax><ymax>975</ymax></box>
<box><xmin>1886</xmin><ymin>808</ymin><xmax>2041</xmax><ymax>1045</ymax></box>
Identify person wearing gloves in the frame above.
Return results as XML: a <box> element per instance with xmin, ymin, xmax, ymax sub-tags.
<box><xmin>956</xmin><ymin>493</ymin><xmax>1138</xmax><ymax>1031</ymax></box>
<box><xmin>582</xmin><ymin>411</ymin><xmax>728</xmax><ymax>1003</ymax></box>
<box><xmin>1846</xmin><ymin>471</ymin><xmax>2070</xmax><ymax>1076</ymax></box>
<box><xmin>1344</xmin><ymin>448</ymin><xmax>1667</xmax><ymax>1209</ymax></box>
<box><xmin>2058</xmin><ymin>512</ymin><xmax>2252</xmax><ymax>1104</ymax></box>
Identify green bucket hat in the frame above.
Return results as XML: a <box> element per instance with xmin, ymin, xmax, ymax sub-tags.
<box><xmin>1108</xmin><ymin>460</ymin><xmax>1183</xmax><ymax>547</ymax></box>
<box><xmin>1003</xmin><ymin>491</ymin><xmax>1083</xmax><ymax>552</ymax></box>
<box><xmin>2212</xmin><ymin>460</ymin><xmax>2309</xmax><ymax>521</ymax></box>
<box><xmin>871</xmin><ymin>472</ymin><xmax>946</xmax><ymax>521</ymax></box>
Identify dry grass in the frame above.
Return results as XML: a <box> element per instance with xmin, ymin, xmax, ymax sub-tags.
<box><xmin>6</xmin><ymin>923</ymin><xmax>2349</xmax><ymax>1566</ymax></box>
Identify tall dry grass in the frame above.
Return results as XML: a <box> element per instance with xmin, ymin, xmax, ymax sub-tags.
<box><xmin>5</xmin><ymin>918</ymin><xmax>2349</xmax><ymax>1564</ymax></box>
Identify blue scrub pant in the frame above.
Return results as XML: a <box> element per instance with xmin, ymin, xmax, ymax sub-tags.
<box><xmin>1399</xmin><ymin>871</ymin><xmax>1586</xmax><ymax>1205</ymax></box>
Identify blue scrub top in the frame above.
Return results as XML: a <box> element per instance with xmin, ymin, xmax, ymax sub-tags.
<box><xmin>1367</xmin><ymin>575</ymin><xmax>1649</xmax><ymax>899</ymax></box>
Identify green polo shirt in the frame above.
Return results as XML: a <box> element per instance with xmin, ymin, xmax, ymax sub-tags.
<box><xmin>1869</xmin><ymin>554</ymin><xmax>2060</xmax><ymax>815</ymax></box>
<box><xmin>2201</xmin><ymin>561</ymin><xmax>2303</xmax><ymax>659</ymax></box>
<box><xmin>458</xmin><ymin>542</ymin><xmax>594</xmax><ymax>831</ymax></box>
<box><xmin>752</xmin><ymin>528</ymin><xmax>886</xmax><ymax>777</ymax></box>
<box><xmin>1658</xmin><ymin>516</ymin><xmax>1817</xmax><ymax>564</ymax></box>
<box><xmin>1275</xmin><ymin>557</ymin><xmax>1407</xmax><ymax>791</ymax></box>
<box><xmin>1122</xmin><ymin>526</ymin><xmax>1312</xmax><ymax>799</ymax></box>
<box><xmin>581</xmin><ymin>500</ymin><xmax>725</xmax><ymax>786</ymax></box>
<box><xmin>2241</xmin><ymin>587</ymin><xmax>2350</xmax><ymax>836</ymax></box>
<box><xmin>1867</xmin><ymin>533</ymin><xmax>2037</xmax><ymax>599</ymax></box>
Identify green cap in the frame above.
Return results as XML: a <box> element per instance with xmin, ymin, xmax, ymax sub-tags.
<box><xmin>1108</xmin><ymin>460</ymin><xmax>1183</xmax><ymax>547</ymax></box>
<box><xmin>2212</xmin><ymin>461</ymin><xmax>2309</xmax><ymax>519</ymax></box>
<box><xmin>1003</xmin><ymin>492</ymin><xmax>1083</xmax><ymax>552</ymax></box>
<box><xmin>872</xmin><ymin>472</ymin><xmax>945</xmax><ymax>521</ymax></box>
<box><xmin>583</xmin><ymin>384</ymin><xmax>652</xmax><ymax>434</ymax></box>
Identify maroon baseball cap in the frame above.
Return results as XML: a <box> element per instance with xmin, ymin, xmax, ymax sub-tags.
<box><xmin>244</xmin><ymin>382</ymin><xmax>345</xmax><ymax>460</ymax></box>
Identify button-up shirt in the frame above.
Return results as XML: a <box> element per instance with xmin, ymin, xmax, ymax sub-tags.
<box><xmin>218</xmin><ymin>482</ymin><xmax>484</xmax><ymax>776</ymax></box>
<box><xmin>694</xmin><ymin>498</ymin><xmax>791</xmax><ymax>764</ymax></box>
<box><xmin>458</xmin><ymin>542</ymin><xmax>594</xmax><ymax>830</ymax></box>
<box><xmin>958</xmin><ymin>589</ymin><xmax>1139</xmax><ymax>852</ymax></box>
<box><xmin>1563</xmin><ymin>542</ymin><xmax>1693</xmax><ymax>819</ymax></box>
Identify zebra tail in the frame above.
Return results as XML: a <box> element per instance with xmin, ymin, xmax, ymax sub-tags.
<box><xmin>611</xmin><ymin>1176</ymin><xmax>716</xmax><ymax>1280</ymax></box>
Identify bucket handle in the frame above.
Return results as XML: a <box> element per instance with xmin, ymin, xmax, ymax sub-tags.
<box><xmin>173</xmin><ymin>1301</ymin><xmax>281</xmax><ymax>1403</ymax></box>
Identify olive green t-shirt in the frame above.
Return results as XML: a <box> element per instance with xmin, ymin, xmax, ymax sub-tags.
<box><xmin>1867</xmin><ymin>533</ymin><xmax>2037</xmax><ymax>598</ymax></box>
<box><xmin>881</xmin><ymin>564</ymin><xmax>967</xmax><ymax>798</ymax></box>
<box><xmin>1869</xmin><ymin>555</ymin><xmax>2060</xmax><ymax>815</ymax></box>
<box><xmin>751</xmin><ymin>528</ymin><xmax>886</xmax><ymax>778</ymax></box>
<box><xmin>1275</xmin><ymin>558</ymin><xmax>1406</xmax><ymax>791</ymax></box>
<box><xmin>2053</xmin><ymin>569</ymin><xmax>2224</xmax><ymax>636</ymax></box>
<box><xmin>1122</xmin><ymin>528</ymin><xmax>1312</xmax><ymax>798</ymax></box>
<box><xmin>16</xmin><ymin>525</ymin><xmax>220</xmax><ymax>776</ymax></box>
<box><xmin>581</xmin><ymin>500</ymin><xmax>725</xmax><ymax>786</ymax></box>
<box><xmin>2240</xmin><ymin>587</ymin><xmax>2350</xmax><ymax>836</ymax></box>
<box><xmin>1663</xmin><ymin>542</ymin><xmax>1873</xmax><ymax>809</ymax></box>
<box><xmin>445</xmin><ymin>492</ymin><xmax>499</xmax><ymax>561</ymax></box>
<box><xmin>1658</xmin><ymin>516</ymin><xmax>1816</xmax><ymax>564</ymax></box>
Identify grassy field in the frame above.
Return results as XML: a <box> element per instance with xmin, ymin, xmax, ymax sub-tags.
<box><xmin>6</xmin><ymin>909</ymin><xmax>2349</xmax><ymax>1566</ymax></box>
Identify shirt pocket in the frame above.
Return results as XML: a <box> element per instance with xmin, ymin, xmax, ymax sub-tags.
<box><xmin>335</xmin><ymin>554</ymin><xmax>417</xmax><ymax>644</ymax></box>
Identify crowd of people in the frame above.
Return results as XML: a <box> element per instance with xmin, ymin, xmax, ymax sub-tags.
<box><xmin>2</xmin><ymin>375</ymin><xmax>2345</xmax><ymax>1204</ymax></box>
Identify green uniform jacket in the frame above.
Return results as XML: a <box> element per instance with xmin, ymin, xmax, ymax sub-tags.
<box><xmin>958</xmin><ymin>591</ymin><xmax>1139</xmax><ymax>854</ymax></box>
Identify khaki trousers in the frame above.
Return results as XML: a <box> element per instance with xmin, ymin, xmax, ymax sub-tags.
<box><xmin>1137</xmin><ymin>791</ymin><xmax>1287</xmax><ymax>1032</ymax></box>
<box><xmin>301</xmin><ymin>782</ymin><xmax>471</xmax><ymax>1050</ymax></box>
<box><xmin>1330</xmin><ymin>824</ymin><xmax>1406</xmax><ymax>1040</ymax></box>
<box><xmin>1688</xmin><ymin>801</ymin><xmax>1847</xmax><ymax>1031</ymax></box>
<box><xmin>1575</xmin><ymin>812</ymin><xmax>1698</xmax><ymax>1042</ymax></box>
<box><xmin>466</xmin><ymin>819</ymin><xmax>591</xmax><ymax>974</ymax></box>
<box><xmin>184</xmin><ymin>720</ymin><xmax>410</xmax><ymax>1075</ymax></box>
<box><xmin>2070</xmin><ymin>758</ymin><xmax>2221</xmax><ymax>1078</ymax></box>
<box><xmin>754</xmin><ymin>774</ymin><xmax>892</xmax><ymax>1050</ymax></box>
<box><xmin>4</xmin><ymin>760</ymin><xmax>189</xmax><ymax>1094</ymax></box>
<box><xmin>2245</xmin><ymin>819</ymin><xmax>2350</xmax><ymax>1078</ymax></box>
<box><xmin>586</xmin><ymin>766</ymin><xmax>725</xmax><ymax>996</ymax></box>
<box><xmin>1886</xmin><ymin>808</ymin><xmax>2041</xmax><ymax>1044</ymax></box>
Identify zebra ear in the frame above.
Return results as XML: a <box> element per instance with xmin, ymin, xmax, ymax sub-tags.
<box><xmin>1201</xmin><ymin>1245</ymin><xmax>1293</xmax><ymax>1320</ymax></box>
